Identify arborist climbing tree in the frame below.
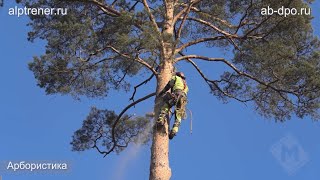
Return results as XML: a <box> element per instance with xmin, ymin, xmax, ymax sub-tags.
<box><xmin>157</xmin><ymin>72</ymin><xmax>189</xmax><ymax>139</ymax></box>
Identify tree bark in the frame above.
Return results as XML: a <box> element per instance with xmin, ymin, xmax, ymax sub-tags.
<box><xmin>149</xmin><ymin>62</ymin><xmax>173</xmax><ymax>180</ymax></box>
<box><xmin>149</xmin><ymin>1</ymin><xmax>175</xmax><ymax>180</ymax></box>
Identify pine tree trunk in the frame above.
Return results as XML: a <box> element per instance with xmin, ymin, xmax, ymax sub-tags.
<box><xmin>149</xmin><ymin>1</ymin><xmax>175</xmax><ymax>180</ymax></box>
<box><xmin>149</xmin><ymin>62</ymin><xmax>173</xmax><ymax>180</ymax></box>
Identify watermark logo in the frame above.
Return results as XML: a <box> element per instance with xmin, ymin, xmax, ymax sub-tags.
<box><xmin>261</xmin><ymin>6</ymin><xmax>311</xmax><ymax>17</ymax></box>
<box><xmin>270</xmin><ymin>133</ymin><xmax>309</xmax><ymax>175</ymax></box>
<box><xmin>0</xmin><ymin>160</ymin><xmax>71</xmax><ymax>174</ymax></box>
<box><xmin>8</xmin><ymin>6</ymin><xmax>67</xmax><ymax>17</ymax></box>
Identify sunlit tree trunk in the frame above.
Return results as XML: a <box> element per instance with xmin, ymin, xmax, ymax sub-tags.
<box><xmin>149</xmin><ymin>1</ymin><xmax>175</xmax><ymax>179</ymax></box>
<box><xmin>149</xmin><ymin>63</ymin><xmax>173</xmax><ymax>180</ymax></box>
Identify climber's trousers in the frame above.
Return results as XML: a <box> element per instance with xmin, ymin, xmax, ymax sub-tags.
<box><xmin>157</xmin><ymin>92</ymin><xmax>187</xmax><ymax>134</ymax></box>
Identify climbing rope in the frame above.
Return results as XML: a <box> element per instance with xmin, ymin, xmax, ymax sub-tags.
<box><xmin>187</xmin><ymin>108</ymin><xmax>193</xmax><ymax>134</ymax></box>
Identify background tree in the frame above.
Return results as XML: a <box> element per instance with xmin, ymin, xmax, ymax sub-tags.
<box><xmin>21</xmin><ymin>0</ymin><xmax>320</xmax><ymax>179</ymax></box>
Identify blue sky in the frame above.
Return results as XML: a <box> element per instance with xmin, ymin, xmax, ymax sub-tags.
<box><xmin>0</xmin><ymin>1</ymin><xmax>320</xmax><ymax>180</ymax></box>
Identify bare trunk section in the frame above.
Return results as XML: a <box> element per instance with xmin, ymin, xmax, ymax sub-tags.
<box><xmin>149</xmin><ymin>1</ymin><xmax>175</xmax><ymax>180</ymax></box>
<box><xmin>149</xmin><ymin>62</ymin><xmax>173</xmax><ymax>180</ymax></box>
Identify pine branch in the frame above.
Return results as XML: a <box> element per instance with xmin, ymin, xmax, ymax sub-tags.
<box><xmin>185</xmin><ymin>17</ymin><xmax>233</xmax><ymax>37</ymax></box>
<box><xmin>176</xmin><ymin>1</ymin><xmax>193</xmax><ymax>40</ymax></box>
<box><xmin>130</xmin><ymin>72</ymin><xmax>157</xmax><ymax>102</ymax></box>
<box><xmin>69</xmin><ymin>0</ymin><xmax>121</xmax><ymax>17</ymax></box>
<box><xmin>172</xmin><ymin>0</ymin><xmax>202</xmax><ymax>24</ymax></box>
<box><xmin>175</xmin><ymin>36</ymin><xmax>227</xmax><ymax>53</ymax></box>
<box><xmin>107</xmin><ymin>45</ymin><xmax>158</xmax><ymax>75</ymax></box>
<box><xmin>177</xmin><ymin>3</ymin><xmax>236</xmax><ymax>29</ymax></box>
<box><xmin>175</xmin><ymin>16</ymin><xmax>262</xmax><ymax>53</ymax></box>
<box><xmin>142</xmin><ymin>0</ymin><xmax>160</xmax><ymax>34</ymax></box>
<box><xmin>93</xmin><ymin>92</ymin><xmax>156</xmax><ymax>157</ymax></box>
<box><xmin>175</xmin><ymin>33</ymin><xmax>262</xmax><ymax>53</ymax></box>
<box><xmin>175</xmin><ymin>55</ymin><xmax>299</xmax><ymax>97</ymax></box>
<box><xmin>185</xmin><ymin>57</ymin><xmax>252</xmax><ymax>103</ymax></box>
<box><xmin>235</xmin><ymin>0</ymin><xmax>253</xmax><ymax>34</ymax></box>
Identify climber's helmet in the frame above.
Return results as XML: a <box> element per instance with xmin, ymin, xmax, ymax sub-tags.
<box><xmin>176</xmin><ymin>72</ymin><xmax>186</xmax><ymax>79</ymax></box>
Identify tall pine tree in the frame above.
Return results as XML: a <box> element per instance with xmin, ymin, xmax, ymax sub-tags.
<box><xmin>20</xmin><ymin>0</ymin><xmax>320</xmax><ymax>179</ymax></box>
